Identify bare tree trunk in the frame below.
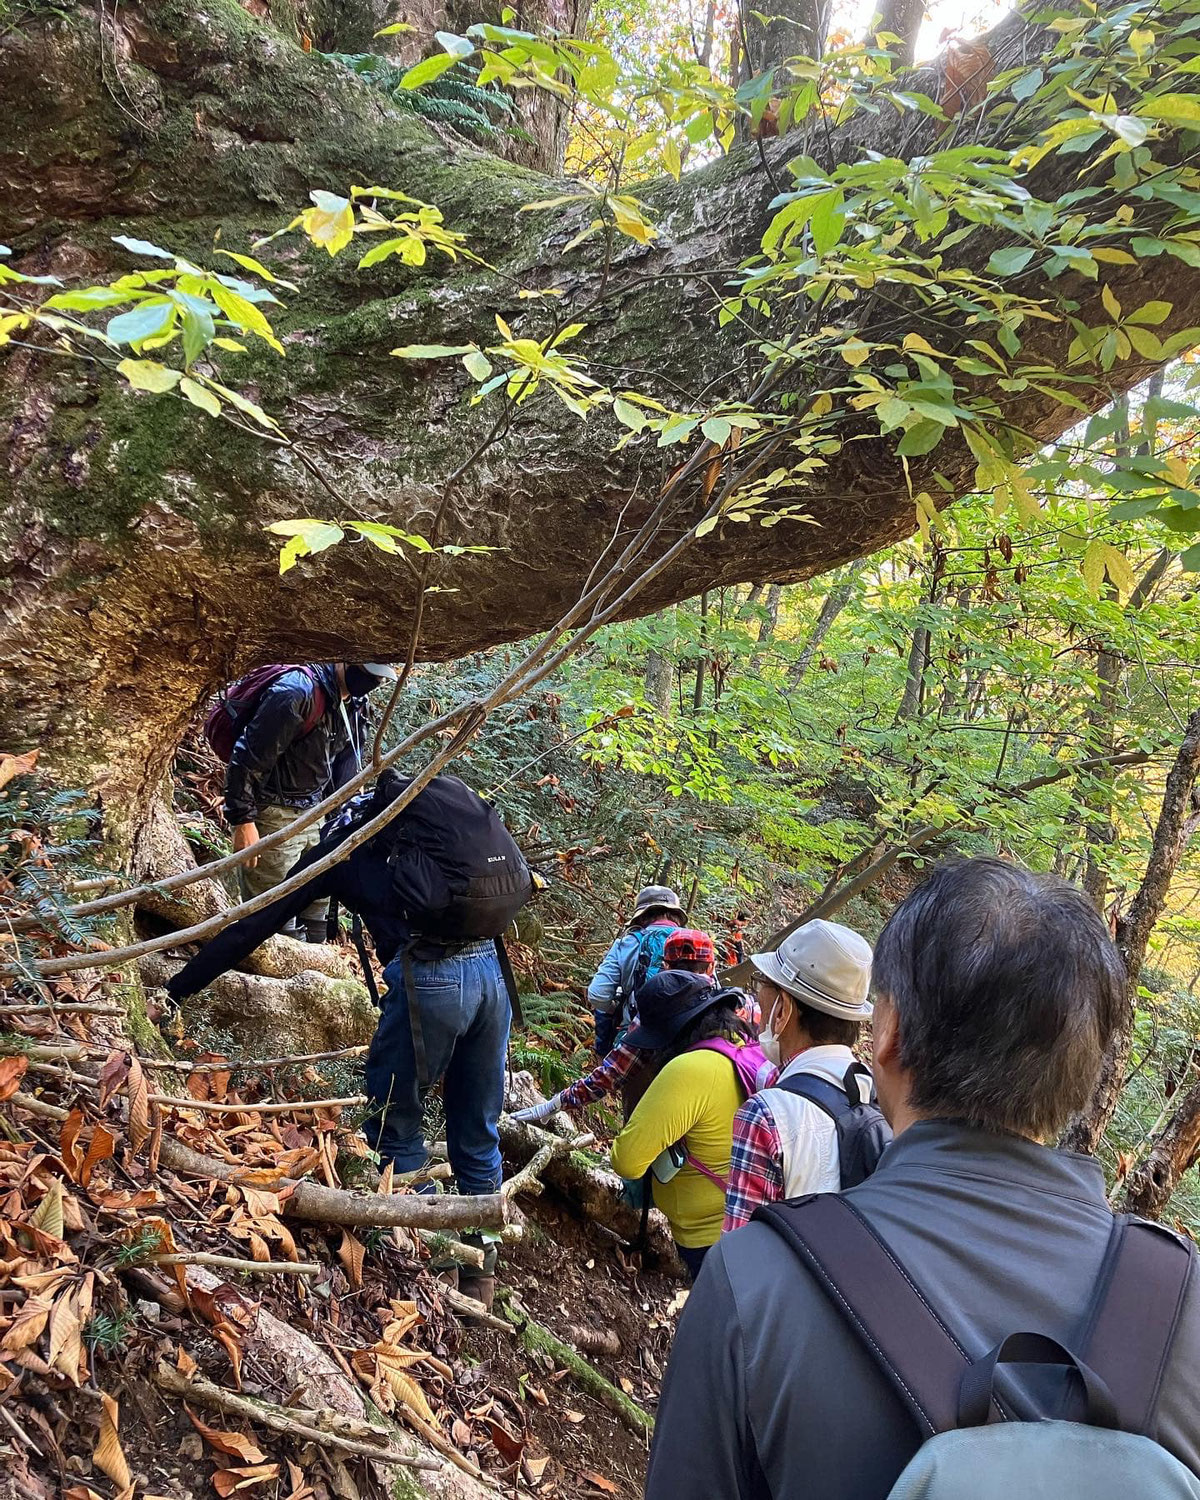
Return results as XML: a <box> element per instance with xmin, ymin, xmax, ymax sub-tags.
<box><xmin>692</xmin><ymin>591</ymin><xmax>710</xmax><ymax>712</ymax></box>
<box><xmin>895</xmin><ymin>625</ymin><xmax>931</xmax><ymax>724</ymax></box>
<box><xmin>1061</xmin><ymin>706</ymin><xmax>1200</xmax><ymax>1156</ymax></box>
<box><xmin>1120</xmin><ymin>1077</ymin><xmax>1200</xmax><ymax>1219</ymax></box>
<box><xmin>750</xmin><ymin>582</ymin><xmax>783</xmax><ymax>672</ymax></box>
<box><xmin>789</xmin><ymin>562</ymin><xmax>862</xmax><ymax>686</ymax></box>
<box><xmin>864</xmin><ymin>0</ymin><xmax>927</xmax><ymax>65</ymax></box>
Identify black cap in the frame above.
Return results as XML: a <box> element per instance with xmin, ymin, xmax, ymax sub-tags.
<box><xmin>624</xmin><ymin>971</ymin><xmax>720</xmax><ymax>1051</ymax></box>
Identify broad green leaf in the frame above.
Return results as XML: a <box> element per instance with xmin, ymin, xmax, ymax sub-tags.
<box><xmin>463</xmin><ymin>349</ymin><xmax>492</xmax><ymax>380</ymax></box>
<box><xmin>179</xmin><ymin>376</ymin><xmax>221</xmax><ymax>417</ymax></box>
<box><xmin>346</xmin><ymin>521</ymin><xmax>434</xmax><ymax>552</ymax></box>
<box><xmin>702</xmin><ymin>416</ymin><xmax>732</xmax><ymax>445</ymax></box>
<box><xmin>267</xmin><ymin>519</ymin><xmax>345</xmax><ymax>550</ymax></box>
<box><xmin>375</xmin><ymin>20</ymin><xmax>415</xmax><ymax>33</ymax></box>
<box><xmin>117</xmin><ymin>358</ymin><xmax>181</xmax><ymax>393</ymax></box>
<box><xmin>896</xmin><ymin>419</ymin><xmax>944</xmax><ymax>457</ymax></box>
<box><xmin>987</xmin><ymin>246</ymin><xmax>1035</xmax><ymax>276</ymax></box>
<box><xmin>1011</xmin><ymin>68</ymin><xmax>1042</xmax><ymax>101</ymax></box>
<box><xmin>1127</xmin><ymin>301</ymin><xmax>1172</xmax><ymax>326</ymax></box>
<box><xmin>662</xmin><ymin>137</ymin><xmax>682</xmax><ymax>181</ymax></box>
<box><xmin>809</xmin><ymin>190</ymin><xmax>845</xmax><ymax>258</ymax></box>
<box><xmin>399</xmin><ymin>51</ymin><xmax>461</xmax><ymax>88</ymax></box>
<box><xmin>45</xmin><ymin>286</ymin><xmax>138</xmax><ymax>312</ymax></box>
<box><xmin>391</xmin><ymin>343</ymin><xmax>474</xmax><ymax>358</ymax></box>
<box><xmin>107</xmin><ymin>300</ymin><xmax>175</xmax><ymax>346</ymax></box>
<box><xmin>613</xmin><ymin>398</ymin><xmax>648</xmax><ymax>432</ymax></box>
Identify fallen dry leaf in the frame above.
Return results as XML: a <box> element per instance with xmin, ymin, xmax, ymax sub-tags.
<box><xmin>30</xmin><ymin>1178</ymin><xmax>64</xmax><ymax>1239</ymax></box>
<box><xmin>526</xmin><ymin>1456</ymin><xmax>550</xmax><ymax>1483</ymax></box>
<box><xmin>186</xmin><ymin>1406</ymin><xmax>267</xmax><ymax>1463</ymax></box>
<box><xmin>81</xmin><ymin>1124</ymin><xmax>116</xmax><ymax>1189</ymax></box>
<box><xmin>0</xmin><ymin>1055</ymin><xmax>29</xmax><ymax>1101</ymax></box>
<box><xmin>97</xmin><ymin>1050</ymin><xmax>130</xmax><ymax>1110</ymax></box>
<box><xmin>212</xmin><ymin>1462</ymin><xmax>280</xmax><ymax>1496</ymax></box>
<box><xmin>47</xmin><ymin>1286</ymin><xmax>84</xmax><ymax>1386</ymax></box>
<box><xmin>127</xmin><ymin>1054</ymin><xmax>151</xmax><ymax>1155</ymax></box>
<box><xmin>60</xmin><ymin>1109</ymin><xmax>85</xmax><ymax>1178</ymax></box>
<box><xmin>338</xmin><ymin>1229</ymin><xmax>365</xmax><ymax>1290</ymax></box>
<box><xmin>94</xmin><ymin>1391</ymin><xmax>133</xmax><ymax>1491</ymax></box>
<box><xmin>177</xmin><ymin>1344</ymin><xmax>199</xmax><ymax>1377</ymax></box>
<box><xmin>563</xmin><ymin>1410</ymin><xmax>585</xmax><ymax>1423</ymax></box>
<box><xmin>0</xmin><ymin>1295</ymin><xmax>51</xmax><ymax>1352</ymax></box>
<box><xmin>0</xmin><ymin>749</ymin><xmax>38</xmax><ymax>791</ymax></box>
<box><xmin>486</xmin><ymin>1418</ymin><xmax>524</xmax><ymax>1468</ymax></box>
<box><xmin>451</xmin><ymin>1417</ymin><xmax>473</xmax><ymax>1449</ymax></box>
<box><xmin>580</xmin><ymin>1471</ymin><xmax>619</xmax><ymax>1494</ymax></box>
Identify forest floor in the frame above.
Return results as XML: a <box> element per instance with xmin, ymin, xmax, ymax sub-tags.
<box><xmin>0</xmin><ymin>1025</ymin><xmax>684</xmax><ymax>1500</ymax></box>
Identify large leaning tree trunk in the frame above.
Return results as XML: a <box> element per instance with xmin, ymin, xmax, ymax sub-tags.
<box><xmin>2</xmin><ymin>0</ymin><xmax>1199</xmax><ymax>859</ymax></box>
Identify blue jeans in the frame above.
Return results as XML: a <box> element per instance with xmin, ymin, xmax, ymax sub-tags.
<box><xmin>364</xmin><ymin>942</ymin><xmax>510</xmax><ymax>1197</ymax></box>
<box><xmin>675</xmin><ymin>1243</ymin><xmax>709</xmax><ymax>1282</ymax></box>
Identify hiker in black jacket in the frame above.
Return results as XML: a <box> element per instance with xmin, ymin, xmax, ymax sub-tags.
<box><xmin>168</xmin><ymin>771</ymin><xmax>533</xmax><ymax>1308</ymax></box>
<box><xmin>227</xmin><ymin>662</ymin><xmax>396</xmax><ymax>941</ymax></box>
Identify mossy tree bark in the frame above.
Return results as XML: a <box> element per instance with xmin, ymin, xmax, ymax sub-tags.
<box><xmin>3</xmin><ymin>1</ymin><xmax>1200</xmax><ymax>857</ymax></box>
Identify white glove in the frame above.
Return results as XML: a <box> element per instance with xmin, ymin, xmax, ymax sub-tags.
<box><xmin>511</xmin><ymin>1094</ymin><xmax>564</xmax><ymax>1124</ymax></box>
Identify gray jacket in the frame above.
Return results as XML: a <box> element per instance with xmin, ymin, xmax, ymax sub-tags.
<box><xmin>646</xmin><ymin>1122</ymin><xmax>1200</xmax><ymax>1500</ymax></box>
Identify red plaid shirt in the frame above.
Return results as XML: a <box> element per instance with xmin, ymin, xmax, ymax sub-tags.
<box><xmin>722</xmin><ymin>1085</ymin><xmax>784</xmax><ymax>1233</ymax></box>
<box><xmin>559</xmin><ymin>1041</ymin><xmax>640</xmax><ymax>1111</ymax></box>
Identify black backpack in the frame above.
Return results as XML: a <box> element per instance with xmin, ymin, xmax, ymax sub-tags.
<box><xmin>774</xmin><ymin>1061</ymin><xmax>893</xmax><ymax>1188</ymax></box>
<box><xmin>356</xmin><ymin>770</ymin><xmax>533</xmax><ymax>943</ymax></box>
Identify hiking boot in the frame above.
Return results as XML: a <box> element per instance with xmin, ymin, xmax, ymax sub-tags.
<box><xmin>458</xmin><ymin>1272</ymin><xmax>496</xmax><ymax>1312</ymax></box>
<box><xmin>305</xmin><ymin>919</ymin><xmax>329</xmax><ymax>943</ymax></box>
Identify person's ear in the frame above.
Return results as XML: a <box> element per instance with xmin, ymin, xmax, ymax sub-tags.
<box><xmin>872</xmin><ymin>991</ymin><xmax>900</xmax><ymax>1072</ymax></box>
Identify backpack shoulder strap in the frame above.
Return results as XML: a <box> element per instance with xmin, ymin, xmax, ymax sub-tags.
<box><xmin>754</xmin><ymin>1193</ymin><xmax>988</xmax><ymax>1437</ymax></box>
<box><xmin>772</xmin><ymin>1070</ymin><xmax>850</xmax><ymax>1122</ymax></box>
<box><xmin>1078</xmin><ymin>1215</ymin><xmax>1194</xmax><ymax>1437</ymax></box>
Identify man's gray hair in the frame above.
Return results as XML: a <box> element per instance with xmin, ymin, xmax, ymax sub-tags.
<box><xmin>873</xmin><ymin>857</ymin><xmax>1126</xmax><ymax>1140</ymax></box>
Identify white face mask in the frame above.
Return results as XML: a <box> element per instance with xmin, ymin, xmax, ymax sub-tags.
<box><xmin>758</xmin><ymin>994</ymin><xmax>786</xmax><ymax>1069</ymax></box>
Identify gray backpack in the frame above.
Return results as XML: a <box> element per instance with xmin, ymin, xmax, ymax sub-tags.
<box><xmin>757</xmin><ymin>1194</ymin><xmax>1200</xmax><ymax>1499</ymax></box>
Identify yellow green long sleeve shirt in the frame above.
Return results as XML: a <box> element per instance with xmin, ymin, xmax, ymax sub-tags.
<box><xmin>610</xmin><ymin>1048</ymin><xmax>744</xmax><ymax>1248</ymax></box>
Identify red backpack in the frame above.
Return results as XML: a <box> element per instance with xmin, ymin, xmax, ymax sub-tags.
<box><xmin>203</xmin><ymin>664</ymin><xmax>326</xmax><ymax>762</ymax></box>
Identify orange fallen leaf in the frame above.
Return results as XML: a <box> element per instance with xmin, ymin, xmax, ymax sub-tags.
<box><xmin>580</xmin><ymin>1471</ymin><xmax>619</xmax><ymax>1494</ymax></box>
<box><xmin>0</xmin><ymin>749</ymin><xmax>38</xmax><ymax>791</ymax></box>
<box><xmin>60</xmin><ymin>1109</ymin><xmax>85</xmax><ymax>1179</ymax></box>
<box><xmin>186</xmin><ymin>1406</ymin><xmax>267</xmax><ymax>1463</ymax></box>
<box><xmin>94</xmin><ymin>1391</ymin><xmax>132</xmax><ymax>1490</ymax></box>
<box><xmin>0</xmin><ymin>1055</ymin><xmax>29</xmax><ymax>1102</ymax></box>
<box><xmin>212</xmin><ymin>1463</ymin><xmax>280</xmax><ymax>1496</ymax></box>
<box><xmin>81</xmin><ymin>1123</ymin><xmax>116</xmax><ymax>1189</ymax></box>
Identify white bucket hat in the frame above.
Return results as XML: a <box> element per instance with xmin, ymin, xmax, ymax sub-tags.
<box><xmin>751</xmin><ymin>919</ymin><xmax>873</xmax><ymax>1020</ymax></box>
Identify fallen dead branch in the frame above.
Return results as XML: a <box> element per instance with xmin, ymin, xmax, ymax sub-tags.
<box><xmin>144</xmin><ymin>1252</ymin><xmax>321</xmax><ymax>1276</ymax></box>
<box><xmin>0</xmin><ymin>1002</ymin><xmax>125</xmax><ymax>1016</ymax></box>
<box><xmin>149</xmin><ymin>1093</ymin><xmax>367</xmax><ymax>1115</ymax></box>
<box><xmin>395</xmin><ymin>1405</ymin><xmax>500</xmax><ymax>1490</ymax></box>
<box><xmin>158</xmin><ymin>1136</ymin><xmax>512</xmax><ymax>1232</ymax></box>
<box><xmin>500</xmin><ymin>1130</ymin><xmax>594</xmax><ymax>1201</ymax></box>
<box><xmin>441</xmin><ymin>1285</ymin><xmax>515</xmax><ymax>1334</ymax></box>
<box><xmin>154</xmin><ymin>1361</ymin><xmax>440</xmax><ymax>1470</ymax></box>
<box><xmin>499</xmin><ymin>1291</ymin><xmax>654</xmax><ymax>1438</ymax></box>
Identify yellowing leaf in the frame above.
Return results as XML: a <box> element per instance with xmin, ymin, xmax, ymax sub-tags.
<box><xmin>1101</xmin><ymin>283</ymin><xmax>1122</xmax><ymax>322</ymax></box>
<box><xmin>94</xmin><ymin>1392</ymin><xmax>132</xmax><ymax>1491</ymax></box>
<box><xmin>300</xmin><ymin>191</ymin><xmax>355</xmax><ymax>255</ymax></box>
<box><xmin>210</xmin><ymin>283</ymin><xmax>284</xmax><ymax>354</ymax></box>
<box><xmin>1101</xmin><ymin>542</ymin><xmax>1136</xmax><ymax>595</ymax></box>
<box><xmin>902</xmin><ymin>333</ymin><xmax>938</xmax><ymax>356</ymax></box>
<box><xmin>609</xmin><ymin>196</ymin><xmax>657</xmax><ymax>244</ymax></box>
<box><xmin>1080</xmin><ymin>538</ymin><xmax>1107</xmax><ymax>596</ymax></box>
<box><xmin>809</xmin><ymin>391</ymin><xmax>833</xmax><ymax>417</ymax></box>
<box><xmin>840</xmin><ymin>337</ymin><xmax>871</xmax><ymax>367</ymax></box>
<box><xmin>117</xmin><ymin>358</ymin><xmax>182</xmax><ymax>393</ymax></box>
<box><xmin>180</xmin><ymin>376</ymin><xmax>221</xmax><ymax>417</ymax></box>
<box><xmin>31</xmin><ymin>1178</ymin><xmax>64</xmax><ymax>1240</ymax></box>
<box><xmin>662</xmin><ymin>137</ymin><xmax>682</xmax><ymax>181</ymax></box>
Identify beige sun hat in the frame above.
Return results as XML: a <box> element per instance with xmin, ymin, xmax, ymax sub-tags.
<box><xmin>751</xmin><ymin>919</ymin><xmax>873</xmax><ymax>1020</ymax></box>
